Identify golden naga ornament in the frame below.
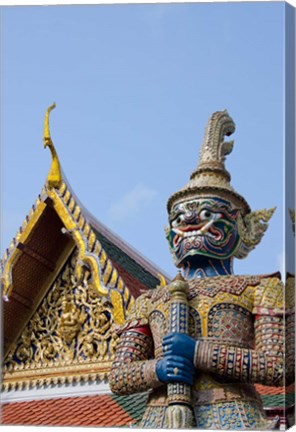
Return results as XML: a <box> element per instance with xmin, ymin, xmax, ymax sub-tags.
<box><xmin>44</xmin><ymin>103</ymin><xmax>62</xmax><ymax>189</ymax></box>
<box><xmin>41</xmin><ymin>104</ymin><xmax>134</xmax><ymax>322</ymax></box>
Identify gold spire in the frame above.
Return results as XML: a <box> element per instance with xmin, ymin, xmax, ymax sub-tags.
<box><xmin>43</xmin><ymin>103</ymin><xmax>62</xmax><ymax>189</ymax></box>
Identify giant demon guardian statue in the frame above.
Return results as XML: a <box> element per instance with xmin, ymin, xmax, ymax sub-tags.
<box><xmin>109</xmin><ymin>110</ymin><xmax>288</xmax><ymax>429</ymax></box>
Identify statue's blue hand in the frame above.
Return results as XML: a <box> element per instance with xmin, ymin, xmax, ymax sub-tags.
<box><xmin>162</xmin><ymin>333</ymin><xmax>196</xmax><ymax>363</ymax></box>
<box><xmin>156</xmin><ymin>355</ymin><xmax>195</xmax><ymax>385</ymax></box>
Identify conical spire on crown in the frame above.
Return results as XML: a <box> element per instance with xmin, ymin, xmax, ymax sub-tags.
<box><xmin>196</xmin><ymin>109</ymin><xmax>234</xmax><ymax>174</ymax></box>
<box><xmin>167</xmin><ymin>110</ymin><xmax>250</xmax><ymax>215</ymax></box>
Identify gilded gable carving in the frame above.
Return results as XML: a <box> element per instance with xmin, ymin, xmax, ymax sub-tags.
<box><xmin>3</xmin><ymin>251</ymin><xmax>119</xmax><ymax>390</ymax></box>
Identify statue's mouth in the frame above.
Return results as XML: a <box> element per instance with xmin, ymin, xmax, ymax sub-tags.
<box><xmin>172</xmin><ymin>220</ymin><xmax>221</xmax><ymax>247</ymax></box>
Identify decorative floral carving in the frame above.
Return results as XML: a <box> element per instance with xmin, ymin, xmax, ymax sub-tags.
<box><xmin>58</xmin><ymin>298</ymin><xmax>87</xmax><ymax>344</ymax></box>
<box><xmin>3</xmin><ymin>251</ymin><xmax>118</xmax><ymax>388</ymax></box>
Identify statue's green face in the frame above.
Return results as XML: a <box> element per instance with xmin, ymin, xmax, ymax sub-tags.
<box><xmin>166</xmin><ymin>197</ymin><xmax>241</xmax><ymax>266</ymax></box>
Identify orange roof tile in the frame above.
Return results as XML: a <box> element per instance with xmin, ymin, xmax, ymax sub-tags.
<box><xmin>2</xmin><ymin>394</ymin><xmax>136</xmax><ymax>427</ymax></box>
<box><xmin>2</xmin><ymin>387</ymin><xmax>294</xmax><ymax>427</ymax></box>
<box><xmin>255</xmin><ymin>383</ymin><xmax>295</xmax><ymax>396</ymax></box>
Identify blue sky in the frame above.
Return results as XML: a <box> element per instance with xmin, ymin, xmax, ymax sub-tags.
<box><xmin>1</xmin><ymin>2</ymin><xmax>294</xmax><ymax>278</ymax></box>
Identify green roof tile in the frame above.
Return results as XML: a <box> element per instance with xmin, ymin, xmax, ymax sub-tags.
<box><xmin>111</xmin><ymin>391</ymin><xmax>295</xmax><ymax>426</ymax></box>
<box><xmin>92</xmin><ymin>227</ymin><xmax>159</xmax><ymax>289</ymax></box>
<box><xmin>111</xmin><ymin>392</ymin><xmax>149</xmax><ymax>423</ymax></box>
<box><xmin>261</xmin><ymin>393</ymin><xmax>295</xmax><ymax>409</ymax></box>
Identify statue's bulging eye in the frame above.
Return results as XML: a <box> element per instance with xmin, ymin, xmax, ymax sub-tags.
<box><xmin>199</xmin><ymin>209</ymin><xmax>221</xmax><ymax>221</ymax></box>
<box><xmin>199</xmin><ymin>209</ymin><xmax>213</xmax><ymax>220</ymax></box>
<box><xmin>171</xmin><ymin>215</ymin><xmax>184</xmax><ymax>228</ymax></box>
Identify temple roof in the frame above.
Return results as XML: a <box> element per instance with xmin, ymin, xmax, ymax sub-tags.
<box><xmin>1</xmin><ymin>104</ymin><xmax>170</xmax><ymax>360</ymax></box>
<box><xmin>2</xmin><ymin>392</ymin><xmax>148</xmax><ymax>427</ymax></box>
<box><xmin>1</xmin><ymin>178</ymin><xmax>170</xmax><ymax>359</ymax></box>
<box><xmin>2</xmin><ymin>384</ymin><xmax>294</xmax><ymax>428</ymax></box>
<box><xmin>85</xmin><ymin>207</ymin><xmax>169</xmax><ymax>296</ymax></box>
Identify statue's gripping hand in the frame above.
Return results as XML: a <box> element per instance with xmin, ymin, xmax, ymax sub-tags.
<box><xmin>163</xmin><ymin>332</ymin><xmax>197</xmax><ymax>362</ymax></box>
<box><xmin>156</xmin><ymin>355</ymin><xmax>195</xmax><ymax>386</ymax></box>
<box><xmin>156</xmin><ymin>333</ymin><xmax>197</xmax><ymax>385</ymax></box>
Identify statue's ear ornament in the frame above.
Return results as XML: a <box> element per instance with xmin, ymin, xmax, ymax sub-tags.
<box><xmin>164</xmin><ymin>225</ymin><xmax>170</xmax><ymax>236</ymax></box>
<box><xmin>235</xmin><ymin>207</ymin><xmax>276</xmax><ymax>258</ymax></box>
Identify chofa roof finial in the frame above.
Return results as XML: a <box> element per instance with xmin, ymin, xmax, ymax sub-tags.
<box><xmin>43</xmin><ymin>103</ymin><xmax>62</xmax><ymax>189</ymax></box>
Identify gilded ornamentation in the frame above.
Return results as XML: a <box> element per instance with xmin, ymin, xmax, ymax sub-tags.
<box><xmin>110</xmin><ymin>273</ymin><xmax>285</xmax><ymax>428</ymax></box>
<box><xmin>1</xmin><ymin>105</ymin><xmax>135</xmax><ymax>326</ymax></box>
<box><xmin>57</xmin><ymin>298</ymin><xmax>87</xmax><ymax>344</ymax></box>
<box><xmin>46</xmin><ymin>180</ymin><xmax>134</xmax><ymax>324</ymax></box>
<box><xmin>158</xmin><ymin>273</ymin><xmax>168</xmax><ymax>287</ymax></box>
<box><xmin>253</xmin><ymin>276</ymin><xmax>284</xmax><ymax>312</ymax></box>
<box><xmin>43</xmin><ymin>103</ymin><xmax>62</xmax><ymax>189</ymax></box>
<box><xmin>3</xmin><ymin>251</ymin><xmax>118</xmax><ymax>390</ymax></box>
<box><xmin>1</xmin><ymin>195</ymin><xmax>47</xmax><ymax>300</ymax></box>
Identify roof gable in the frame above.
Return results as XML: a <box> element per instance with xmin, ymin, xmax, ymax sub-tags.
<box><xmin>2</xmin><ymin>193</ymin><xmax>75</xmax><ymax>357</ymax></box>
<box><xmin>1</xmin><ymin>105</ymin><xmax>170</xmax><ymax>391</ymax></box>
<box><xmin>3</xmin><ymin>250</ymin><xmax>117</xmax><ymax>391</ymax></box>
<box><xmin>1</xmin><ymin>179</ymin><xmax>170</xmax><ymax>354</ymax></box>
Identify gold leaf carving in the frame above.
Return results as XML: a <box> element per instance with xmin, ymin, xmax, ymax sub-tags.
<box><xmin>3</xmin><ymin>250</ymin><xmax>118</xmax><ymax>389</ymax></box>
<box><xmin>57</xmin><ymin>298</ymin><xmax>87</xmax><ymax>344</ymax></box>
<box><xmin>110</xmin><ymin>290</ymin><xmax>125</xmax><ymax>325</ymax></box>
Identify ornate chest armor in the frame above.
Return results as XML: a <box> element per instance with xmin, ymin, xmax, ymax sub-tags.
<box><xmin>109</xmin><ymin>273</ymin><xmax>285</xmax><ymax>429</ymax></box>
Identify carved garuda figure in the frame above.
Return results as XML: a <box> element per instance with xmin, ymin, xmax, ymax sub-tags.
<box><xmin>110</xmin><ymin>111</ymin><xmax>289</xmax><ymax>429</ymax></box>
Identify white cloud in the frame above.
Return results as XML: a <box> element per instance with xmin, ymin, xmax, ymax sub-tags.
<box><xmin>108</xmin><ymin>183</ymin><xmax>158</xmax><ymax>223</ymax></box>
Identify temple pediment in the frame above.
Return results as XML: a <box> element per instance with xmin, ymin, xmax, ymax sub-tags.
<box><xmin>1</xmin><ymin>105</ymin><xmax>170</xmax><ymax>393</ymax></box>
<box><xmin>3</xmin><ymin>250</ymin><xmax>118</xmax><ymax>390</ymax></box>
